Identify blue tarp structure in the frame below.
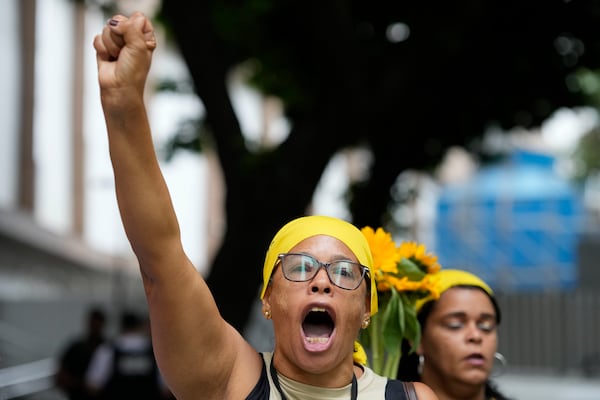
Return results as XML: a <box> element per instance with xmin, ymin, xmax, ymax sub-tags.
<box><xmin>434</xmin><ymin>150</ymin><xmax>586</xmax><ymax>291</ymax></box>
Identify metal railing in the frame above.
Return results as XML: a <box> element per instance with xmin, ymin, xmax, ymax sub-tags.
<box><xmin>0</xmin><ymin>358</ymin><xmax>57</xmax><ymax>400</ymax></box>
<box><xmin>497</xmin><ymin>289</ymin><xmax>600</xmax><ymax>377</ymax></box>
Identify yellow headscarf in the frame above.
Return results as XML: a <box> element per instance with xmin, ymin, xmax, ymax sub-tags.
<box><xmin>260</xmin><ymin>215</ymin><xmax>378</xmax><ymax>316</ymax></box>
<box><xmin>416</xmin><ymin>269</ymin><xmax>494</xmax><ymax>312</ymax></box>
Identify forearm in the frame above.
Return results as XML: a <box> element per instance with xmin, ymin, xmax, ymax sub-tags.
<box><xmin>102</xmin><ymin>90</ymin><xmax>181</xmax><ymax>274</ymax></box>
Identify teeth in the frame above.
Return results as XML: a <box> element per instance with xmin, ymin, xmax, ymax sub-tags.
<box><xmin>306</xmin><ymin>337</ymin><xmax>328</xmax><ymax>344</ymax></box>
<box><xmin>311</xmin><ymin>307</ymin><xmax>326</xmax><ymax>312</ymax></box>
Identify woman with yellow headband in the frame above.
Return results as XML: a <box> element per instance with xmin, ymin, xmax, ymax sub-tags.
<box><xmin>93</xmin><ymin>12</ymin><xmax>437</xmax><ymax>400</ymax></box>
<box><xmin>397</xmin><ymin>270</ymin><xmax>512</xmax><ymax>400</ymax></box>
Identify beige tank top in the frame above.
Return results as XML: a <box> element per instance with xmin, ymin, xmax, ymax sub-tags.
<box><xmin>262</xmin><ymin>351</ymin><xmax>389</xmax><ymax>399</ymax></box>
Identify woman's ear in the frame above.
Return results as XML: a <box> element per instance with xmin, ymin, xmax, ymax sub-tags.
<box><xmin>261</xmin><ymin>298</ymin><xmax>272</xmax><ymax>320</ymax></box>
<box><xmin>361</xmin><ymin>294</ymin><xmax>371</xmax><ymax>329</ymax></box>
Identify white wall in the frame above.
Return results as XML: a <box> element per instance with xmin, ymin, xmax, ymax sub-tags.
<box><xmin>0</xmin><ymin>0</ymin><xmax>20</xmax><ymax>208</ymax></box>
<box><xmin>33</xmin><ymin>0</ymin><xmax>76</xmax><ymax>233</ymax></box>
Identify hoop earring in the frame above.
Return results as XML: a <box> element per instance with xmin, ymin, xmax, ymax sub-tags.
<box><xmin>492</xmin><ymin>352</ymin><xmax>507</xmax><ymax>377</ymax></box>
<box><xmin>417</xmin><ymin>354</ymin><xmax>424</xmax><ymax>375</ymax></box>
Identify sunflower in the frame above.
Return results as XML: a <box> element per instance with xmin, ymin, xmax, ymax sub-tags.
<box><xmin>361</xmin><ymin>226</ymin><xmax>401</xmax><ymax>277</ymax></box>
<box><xmin>398</xmin><ymin>241</ymin><xmax>441</xmax><ymax>274</ymax></box>
<box><xmin>358</xmin><ymin>226</ymin><xmax>441</xmax><ymax>378</ymax></box>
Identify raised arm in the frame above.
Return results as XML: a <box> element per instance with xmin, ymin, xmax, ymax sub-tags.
<box><xmin>92</xmin><ymin>13</ymin><xmax>260</xmax><ymax>399</ymax></box>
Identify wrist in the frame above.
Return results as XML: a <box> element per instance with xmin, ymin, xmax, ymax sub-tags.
<box><xmin>100</xmin><ymin>86</ymin><xmax>146</xmax><ymax>113</ymax></box>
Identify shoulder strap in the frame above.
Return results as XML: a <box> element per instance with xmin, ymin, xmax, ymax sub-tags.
<box><xmin>385</xmin><ymin>379</ymin><xmax>418</xmax><ymax>400</ymax></box>
<box><xmin>403</xmin><ymin>381</ymin><xmax>418</xmax><ymax>400</ymax></box>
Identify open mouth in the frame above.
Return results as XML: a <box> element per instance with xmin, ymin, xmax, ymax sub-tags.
<box><xmin>302</xmin><ymin>307</ymin><xmax>334</xmax><ymax>344</ymax></box>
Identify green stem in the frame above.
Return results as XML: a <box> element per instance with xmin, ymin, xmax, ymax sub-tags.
<box><xmin>370</xmin><ymin>313</ymin><xmax>383</xmax><ymax>374</ymax></box>
<box><xmin>383</xmin><ymin>348</ymin><xmax>401</xmax><ymax>379</ymax></box>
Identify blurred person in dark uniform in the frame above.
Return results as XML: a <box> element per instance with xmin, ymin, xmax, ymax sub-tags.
<box><xmin>85</xmin><ymin>310</ymin><xmax>173</xmax><ymax>400</ymax></box>
<box><xmin>55</xmin><ymin>307</ymin><xmax>107</xmax><ymax>400</ymax></box>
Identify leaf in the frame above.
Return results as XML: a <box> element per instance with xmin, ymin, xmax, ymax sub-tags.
<box><xmin>382</xmin><ymin>288</ymin><xmax>405</xmax><ymax>352</ymax></box>
<box><xmin>401</xmin><ymin>292</ymin><xmax>421</xmax><ymax>353</ymax></box>
<box><xmin>396</xmin><ymin>291</ymin><xmax>406</xmax><ymax>335</ymax></box>
<box><xmin>397</xmin><ymin>258</ymin><xmax>426</xmax><ymax>280</ymax></box>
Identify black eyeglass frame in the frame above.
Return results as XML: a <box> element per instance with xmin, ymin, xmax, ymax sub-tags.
<box><xmin>276</xmin><ymin>252</ymin><xmax>370</xmax><ymax>291</ymax></box>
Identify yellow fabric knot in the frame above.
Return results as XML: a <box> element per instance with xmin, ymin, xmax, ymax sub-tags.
<box><xmin>353</xmin><ymin>341</ymin><xmax>367</xmax><ymax>365</ymax></box>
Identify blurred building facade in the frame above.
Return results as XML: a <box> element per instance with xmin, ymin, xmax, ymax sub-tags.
<box><xmin>436</xmin><ymin>149</ymin><xmax>586</xmax><ymax>291</ymax></box>
<box><xmin>434</xmin><ymin>147</ymin><xmax>600</xmax><ymax>375</ymax></box>
<box><xmin>0</xmin><ymin>1</ymin><xmax>152</xmax><ymax>397</ymax></box>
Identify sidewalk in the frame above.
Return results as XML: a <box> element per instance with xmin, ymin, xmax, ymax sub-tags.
<box><xmin>495</xmin><ymin>372</ymin><xmax>600</xmax><ymax>400</ymax></box>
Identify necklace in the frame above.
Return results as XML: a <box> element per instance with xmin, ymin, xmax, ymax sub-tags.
<box><xmin>269</xmin><ymin>358</ymin><xmax>358</xmax><ymax>400</ymax></box>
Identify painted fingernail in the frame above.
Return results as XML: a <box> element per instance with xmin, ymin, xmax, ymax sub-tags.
<box><xmin>108</xmin><ymin>19</ymin><xmax>119</xmax><ymax>27</ymax></box>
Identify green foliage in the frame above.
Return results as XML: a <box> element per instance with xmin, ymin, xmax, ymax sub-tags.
<box><xmin>397</xmin><ymin>258</ymin><xmax>427</xmax><ymax>281</ymax></box>
<box><xmin>572</xmin><ymin>126</ymin><xmax>600</xmax><ymax>182</ymax></box>
<box><xmin>211</xmin><ymin>1</ymin><xmax>311</xmax><ymax>109</ymax></box>
<box><xmin>382</xmin><ymin>289</ymin><xmax>404</xmax><ymax>352</ymax></box>
<box><xmin>362</xmin><ymin>288</ymin><xmax>421</xmax><ymax>379</ymax></box>
<box><xmin>162</xmin><ymin>118</ymin><xmax>205</xmax><ymax>162</ymax></box>
<box><xmin>360</xmin><ymin>256</ymin><xmax>432</xmax><ymax>378</ymax></box>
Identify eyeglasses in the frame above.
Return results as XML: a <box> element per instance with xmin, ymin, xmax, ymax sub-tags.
<box><xmin>277</xmin><ymin>253</ymin><xmax>369</xmax><ymax>291</ymax></box>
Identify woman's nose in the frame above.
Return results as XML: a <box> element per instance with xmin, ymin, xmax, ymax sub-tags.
<box><xmin>310</xmin><ymin>267</ymin><xmax>332</xmax><ymax>294</ymax></box>
<box><xmin>466</xmin><ymin>322</ymin><xmax>483</xmax><ymax>342</ymax></box>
